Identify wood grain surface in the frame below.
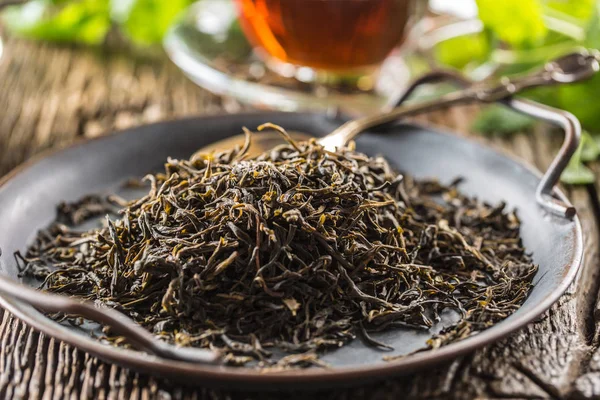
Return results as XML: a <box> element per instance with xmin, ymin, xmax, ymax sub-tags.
<box><xmin>0</xmin><ymin>35</ymin><xmax>599</xmax><ymax>400</ymax></box>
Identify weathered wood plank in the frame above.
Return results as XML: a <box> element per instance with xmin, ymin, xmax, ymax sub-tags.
<box><xmin>0</xmin><ymin>36</ymin><xmax>598</xmax><ymax>399</ymax></box>
<box><xmin>569</xmin><ymin>157</ymin><xmax>600</xmax><ymax>400</ymax></box>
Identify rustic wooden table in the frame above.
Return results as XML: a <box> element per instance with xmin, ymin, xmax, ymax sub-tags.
<box><xmin>0</xmin><ymin>35</ymin><xmax>599</xmax><ymax>400</ymax></box>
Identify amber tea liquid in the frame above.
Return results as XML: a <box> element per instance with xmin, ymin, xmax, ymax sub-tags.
<box><xmin>235</xmin><ymin>0</ymin><xmax>413</xmax><ymax>72</ymax></box>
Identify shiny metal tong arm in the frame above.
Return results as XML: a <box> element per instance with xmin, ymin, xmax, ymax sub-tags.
<box><xmin>324</xmin><ymin>50</ymin><xmax>600</xmax><ymax>218</ymax></box>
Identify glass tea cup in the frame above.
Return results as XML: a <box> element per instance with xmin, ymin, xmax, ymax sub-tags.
<box><xmin>234</xmin><ymin>0</ymin><xmax>423</xmax><ymax>84</ymax></box>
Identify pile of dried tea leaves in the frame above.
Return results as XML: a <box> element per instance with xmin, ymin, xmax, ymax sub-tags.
<box><xmin>16</xmin><ymin>126</ymin><xmax>538</xmax><ymax>368</ymax></box>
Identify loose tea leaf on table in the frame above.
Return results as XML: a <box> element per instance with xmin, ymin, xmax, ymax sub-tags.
<box><xmin>16</xmin><ymin>126</ymin><xmax>538</xmax><ymax>368</ymax></box>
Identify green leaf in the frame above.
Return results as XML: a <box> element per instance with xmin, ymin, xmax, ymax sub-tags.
<box><xmin>553</xmin><ymin>72</ymin><xmax>600</xmax><ymax>132</ymax></box>
<box><xmin>434</xmin><ymin>33</ymin><xmax>490</xmax><ymax>70</ymax></box>
<box><xmin>561</xmin><ymin>160</ymin><xmax>595</xmax><ymax>184</ymax></box>
<box><xmin>521</xmin><ymin>3</ymin><xmax>600</xmax><ymax>133</ymax></box>
<box><xmin>471</xmin><ymin>105</ymin><xmax>536</xmax><ymax>136</ymax></box>
<box><xmin>2</xmin><ymin>0</ymin><xmax>110</xmax><ymax>45</ymax></box>
<box><xmin>116</xmin><ymin>0</ymin><xmax>191</xmax><ymax>46</ymax></box>
<box><xmin>560</xmin><ymin>134</ymin><xmax>596</xmax><ymax>185</ymax></box>
<box><xmin>584</xmin><ymin>1</ymin><xmax>600</xmax><ymax>48</ymax></box>
<box><xmin>544</xmin><ymin>0</ymin><xmax>596</xmax><ymax>22</ymax></box>
<box><xmin>580</xmin><ymin>131</ymin><xmax>600</xmax><ymax>162</ymax></box>
<box><xmin>476</xmin><ymin>0</ymin><xmax>547</xmax><ymax>48</ymax></box>
<box><xmin>594</xmin><ymin>133</ymin><xmax>600</xmax><ymax>151</ymax></box>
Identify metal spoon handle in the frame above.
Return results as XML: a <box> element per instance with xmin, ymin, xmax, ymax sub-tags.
<box><xmin>320</xmin><ymin>51</ymin><xmax>599</xmax><ymax>150</ymax></box>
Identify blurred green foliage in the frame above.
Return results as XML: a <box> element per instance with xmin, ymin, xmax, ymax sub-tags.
<box><xmin>437</xmin><ymin>0</ymin><xmax>600</xmax><ymax>184</ymax></box>
<box><xmin>470</xmin><ymin>105</ymin><xmax>536</xmax><ymax>137</ymax></box>
<box><xmin>113</xmin><ymin>0</ymin><xmax>191</xmax><ymax>46</ymax></box>
<box><xmin>1</xmin><ymin>0</ymin><xmax>194</xmax><ymax>46</ymax></box>
<box><xmin>2</xmin><ymin>0</ymin><xmax>110</xmax><ymax>44</ymax></box>
<box><xmin>477</xmin><ymin>0</ymin><xmax>547</xmax><ymax>47</ymax></box>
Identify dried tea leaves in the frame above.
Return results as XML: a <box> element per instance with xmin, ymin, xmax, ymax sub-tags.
<box><xmin>16</xmin><ymin>127</ymin><xmax>538</xmax><ymax>368</ymax></box>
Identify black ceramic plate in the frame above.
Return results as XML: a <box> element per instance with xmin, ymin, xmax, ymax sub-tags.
<box><xmin>0</xmin><ymin>113</ymin><xmax>582</xmax><ymax>389</ymax></box>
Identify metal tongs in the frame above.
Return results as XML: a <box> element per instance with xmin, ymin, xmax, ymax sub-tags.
<box><xmin>0</xmin><ymin>50</ymin><xmax>597</xmax><ymax>364</ymax></box>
